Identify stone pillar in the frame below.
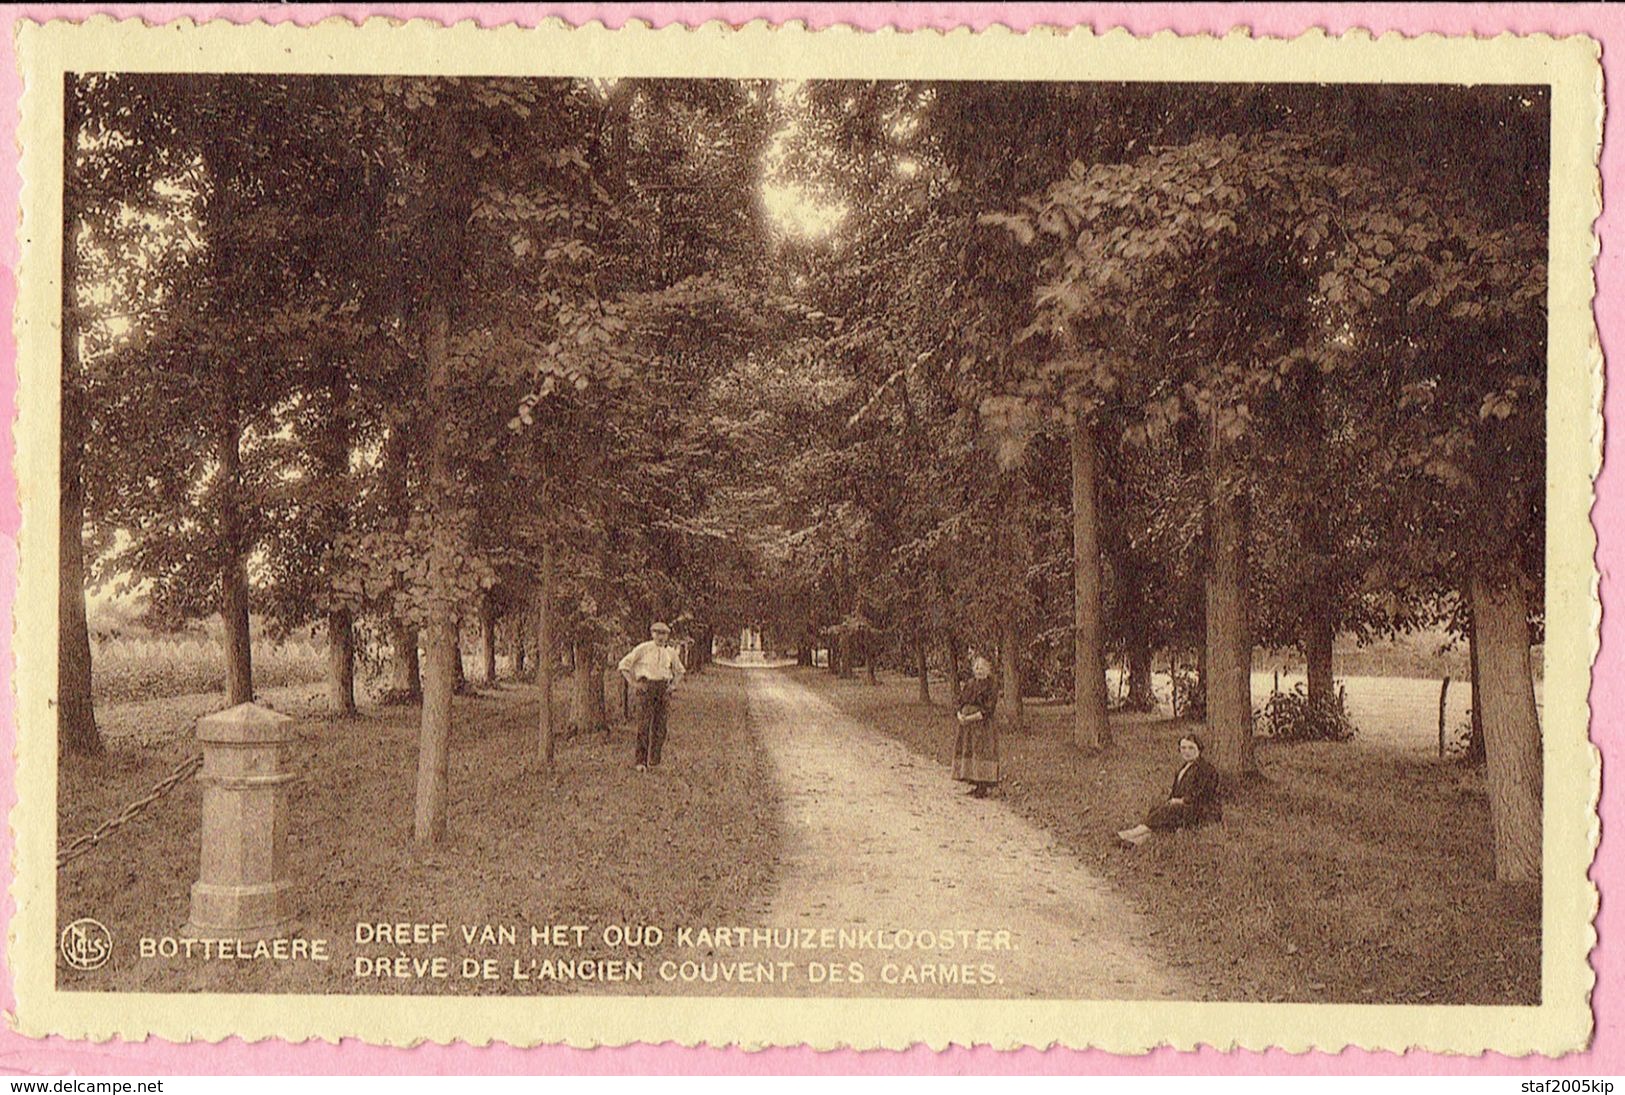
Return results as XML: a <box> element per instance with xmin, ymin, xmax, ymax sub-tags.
<box><xmin>186</xmin><ymin>702</ymin><xmax>297</xmax><ymax>939</ymax></box>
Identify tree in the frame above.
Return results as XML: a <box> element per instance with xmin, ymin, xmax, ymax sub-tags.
<box><xmin>1328</xmin><ymin>205</ymin><xmax>1547</xmax><ymax>881</ymax></box>
<box><xmin>84</xmin><ymin>76</ymin><xmax>375</xmax><ymax>715</ymax></box>
<box><xmin>59</xmin><ymin>76</ymin><xmax>104</xmax><ymax>757</ymax></box>
<box><xmin>74</xmin><ymin>73</ymin><xmax>1548</xmax><ymax>879</ymax></box>
<box><xmin>373</xmin><ymin>77</ymin><xmax>609</xmax><ymax>830</ymax></box>
<box><xmin>998</xmin><ymin>130</ymin><xmax>1388</xmax><ymax>777</ymax></box>
<box><xmin>996</xmin><ymin>89</ymin><xmax>1546</xmax><ymax>867</ymax></box>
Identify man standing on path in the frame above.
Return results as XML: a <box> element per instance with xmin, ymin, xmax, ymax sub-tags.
<box><xmin>618</xmin><ymin>621</ymin><xmax>685</xmax><ymax>770</ymax></box>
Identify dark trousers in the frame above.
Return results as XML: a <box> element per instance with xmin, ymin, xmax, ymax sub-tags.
<box><xmin>635</xmin><ymin>680</ymin><xmax>670</xmax><ymax>766</ymax></box>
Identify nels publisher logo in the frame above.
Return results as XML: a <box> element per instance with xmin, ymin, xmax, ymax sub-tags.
<box><xmin>60</xmin><ymin>918</ymin><xmax>112</xmax><ymax>971</ymax></box>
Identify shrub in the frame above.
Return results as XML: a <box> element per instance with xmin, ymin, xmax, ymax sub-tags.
<box><xmin>1172</xmin><ymin>668</ymin><xmax>1206</xmax><ymax>721</ymax></box>
<box><xmin>1254</xmin><ymin>682</ymin><xmax>1357</xmax><ymax>742</ymax></box>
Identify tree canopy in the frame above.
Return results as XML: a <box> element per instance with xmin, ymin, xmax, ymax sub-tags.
<box><xmin>63</xmin><ymin>75</ymin><xmax>1549</xmax><ymax>879</ymax></box>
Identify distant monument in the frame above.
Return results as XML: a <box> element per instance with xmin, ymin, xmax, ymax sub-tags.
<box><xmin>737</xmin><ymin>626</ymin><xmax>764</xmax><ymax>665</ymax></box>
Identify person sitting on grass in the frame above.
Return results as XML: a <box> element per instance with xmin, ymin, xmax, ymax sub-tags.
<box><xmin>1116</xmin><ymin>733</ymin><xmax>1222</xmax><ymax>846</ymax></box>
<box><xmin>953</xmin><ymin>655</ymin><xmax>1000</xmax><ymax>799</ymax></box>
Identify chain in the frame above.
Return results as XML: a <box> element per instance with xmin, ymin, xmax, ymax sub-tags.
<box><xmin>57</xmin><ymin>753</ymin><xmax>204</xmax><ymax>869</ymax></box>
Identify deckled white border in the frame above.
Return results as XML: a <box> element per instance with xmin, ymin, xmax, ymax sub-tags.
<box><xmin>9</xmin><ymin>15</ymin><xmax>1602</xmax><ymax>1053</ymax></box>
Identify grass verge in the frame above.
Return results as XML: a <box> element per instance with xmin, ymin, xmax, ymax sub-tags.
<box><xmin>805</xmin><ymin>667</ymin><xmax>1539</xmax><ymax>1005</ymax></box>
<box><xmin>57</xmin><ymin>667</ymin><xmax>778</xmax><ymax>995</ymax></box>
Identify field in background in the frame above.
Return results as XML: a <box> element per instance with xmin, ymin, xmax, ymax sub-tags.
<box><xmin>1099</xmin><ymin>623</ymin><xmax>1545</xmax><ymax>755</ymax></box>
<box><xmin>91</xmin><ymin>620</ymin><xmax>1544</xmax><ymax>766</ymax></box>
<box><xmin>1256</xmin><ymin>626</ymin><xmax>1544</xmax><ymax>682</ymax></box>
<box><xmin>92</xmin><ymin>633</ymin><xmax>327</xmax><ymax>704</ymax></box>
<box><xmin>1262</xmin><ymin>628</ymin><xmax>1468</xmax><ymax>679</ymax></box>
<box><xmin>89</xmin><ymin>604</ymin><xmax>1532</xmax><ymax>710</ymax></box>
<box><xmin>1105</xmin><ymin>668</ymin><xmax>1545</xmax><ymax>756</ymax></box>
<box><xmin>92</xmin><ymin>660</ymin><xmax>599</xmax><ymax>750</ymax></box>
<box><xmin>88</xmin><ymin>615</ymin><xmax>490</xmax><ymax>709</ymax></box>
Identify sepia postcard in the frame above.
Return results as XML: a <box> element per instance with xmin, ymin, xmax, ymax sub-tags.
<box><xmin>11</xmin><ymin>15</ymin><xmax>1602</xmax><ymax>1052</ymax></box>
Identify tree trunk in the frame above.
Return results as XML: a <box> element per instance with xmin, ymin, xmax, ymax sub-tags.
<box><xmin>1127</xmin><ymin>644</ymin><xmax>1155</xmax><ymax>712</ymax></box>
<box><xmin>392</xmin><ymin>624</ymin><xmax>422</xmax><ymax>699</ymax></box>
<box><xmin>514</xmin><ymin>614</ymin><xmax>529</xmax><ymax>676</ymax></box>
<box><xmin>58</xmin><ymin>71</ymin><xmax>102</xmax><ymax>758</ymax></box>
<box><xmin>1465</xmin><ymin>604</ymin><xmax>1487</xmax><ymax>763</ymax></box>
<box><xmin>915</xmin><ymin>631</ymin><xmax>931</xmax><ymax>704</ymax></box>
<box><xmin>865</xmin><ymin>631</ymin><xmax>877</xmax><ymax>685</ymax></box>
<box><xmin>690</xmin><ymin>626</ymin><xmax>707</xmax><ymax>675</ymax></box>
<box><xmin>1470</xmin><ymin>571</ymin><xmax>1542</xmax><ymax>882</ymax></box>
<box><xmin>319</xmin><ymin>363</ymin><xmax>356</xmax><ymax>717</ymax></box>
<box><xmin>591</xmin><ymin>654</ymin><xmax>608</xmax><ymax>732</ymax></box>
<box><xmin>416</xmin><ymin>614</ymin><xmax>457</xmax><ymax>846</ymax></box>
<box><xmin>1071</xmin><ymin>414</ymin><xmax>1110</xmax><ymax>749</ymax></box>
<box><xmin>999</xmin><ymin>603</ymin><xmax>1024</xmax><ymax>733</ymax></box>
<box><xmin>1116</xmin><ymin>553</ymin><xmax>1157</xmax><ymax>713</ymax></box>
<box><xmin>836</xmin><ymin>551</ymin><xmax>855</xmax><ymax>678</ymax></box>
<box><xmin>481</xmin><ymin>606</ymin><xmax>498</xmax><ymax>685</ymax></box>
<box><xmin>414</xmin><ymin>302</ymin><xmax>455</xmax><ymax>847</ymax></box>
<box><xmin>998</xmin><ymin>474</ymin><xmax>1027</xmax><ymax>733</ymax></box>
<box><xmin>570</xmin><ymin>640</ymin><xmax>606</xmax><ymax>734</ymax></box>
<box><xmin>379</xmin><ymin>416</ymin><xmax>419</xmax><ymax>701</ymax></box>
<box><xmin>1296</xmin><ymin>364</ymin><xmax>1338</xmax><ymax>712</ymax></box>
<box><xmin>218</xmin><ymin>416</ymin><xmax>254</xmax><ymax>706</ymax></box>
<box><xmin>453</xmin><ymin>633</ymin><xmax>469</xmax><ymax>694</ymax></box>
<box><xmin>536</xmin><ymin>540</ymin><xmax>556</xmax><ymax>767</ymax></box>
<box><xmin>1205</xmin><ymin>441</ymin><xmax>1254</xmax><ymax>781</ymax></box>
<box><xmin>326</xmin><ymin>609</ymin><xmax>357</xmax><ymax>717</ymax></box>
<box><xmin>58</xmin><ymin>347</ymin><xmax>101</xmax><ymax>756</ymax></box>
<box><xmin>1304</xmin><ymin>608</ymin><xmax>1335</xmax><ymax>708</ymax></box>
<box><xmin>944</xmin><ymin>632</ymin><xmax>963</xmax><ymax>709</ymax></box>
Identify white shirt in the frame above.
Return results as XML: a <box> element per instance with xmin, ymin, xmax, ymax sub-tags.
<box><xmin>618</xmin><ymin>640</ymin><xmax>685</xmax><ymax>683</ymax></box>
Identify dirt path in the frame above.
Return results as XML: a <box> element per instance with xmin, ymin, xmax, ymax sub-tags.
<box><xmin>740</xmin><ymin>669</ymin><xmax>1193</xmax><ymax>999</ymax></box>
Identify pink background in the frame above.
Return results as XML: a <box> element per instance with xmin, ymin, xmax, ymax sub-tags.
<box><xmin>1</xmin><ymin>1</ymin><xmax>1616</xmax><ymax>1076</ymax></box>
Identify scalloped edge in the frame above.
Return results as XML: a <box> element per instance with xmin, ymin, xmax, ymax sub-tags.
<box><xmin>5</xmin><ymin>10</ymin><xmax>1603</xmax><ymax>1060</ymax></box>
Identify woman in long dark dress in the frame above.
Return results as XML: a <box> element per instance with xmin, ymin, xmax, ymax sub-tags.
<box><xmin>953</xmin><ymin>656</ymin><xmax>1000</xmax><ymax>798</ymax></box>
<box><xmin>1117</xmin><ymin>734</ymin><xmax>1222</xmax><ymax>845</ymax></box>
